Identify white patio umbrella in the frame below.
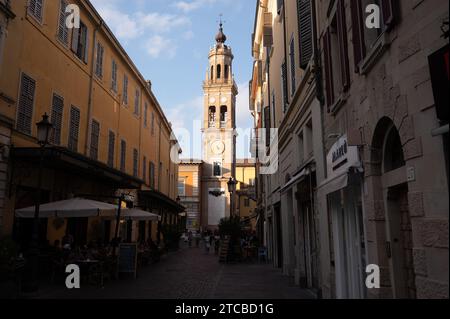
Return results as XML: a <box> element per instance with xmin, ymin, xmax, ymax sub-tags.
<box><xmin>15</xmin><ymin>198</ymin><xmax>119</xmax><ymax>218</ymax></box>
<box><xmin>111</xmin><ymin>208</ymin><xmax>161</xmax><ymax>221</ymax></box>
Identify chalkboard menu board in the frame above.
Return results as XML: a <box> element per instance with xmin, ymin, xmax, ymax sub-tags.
<box><xmin>118</xmin><ymin>243</ymin><xmax>138</xmax><ymax>278</ymax></box>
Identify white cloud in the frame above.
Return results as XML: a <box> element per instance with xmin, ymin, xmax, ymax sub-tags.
<box><xmin>145</xmin><ymin>35</ymin><xmax>176</xmax><ymax>59</ymax></box>
<box><xmin>173</xmin><ymin>0</ymin><xmax>219</xmax><ymax>13</ymax></box>
<box><xmin>183</xmin><ymin>30</ymin><xmax>195</xmax><ymax>40</ymax></box>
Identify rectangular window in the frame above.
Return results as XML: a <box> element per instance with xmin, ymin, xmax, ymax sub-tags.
<box><xmin>17</xmin><ymin>73</ymin><xmax>36</xmax><ymax>135</ymax></box>
<box><xmin>143</xmin><ymin>156</ymin><xmax>147</xmax><ymax>182</ymax></box>
<box><xmin>95</xmin><ymin>42</ymin><xmax>104</xmax><ymax>78</ymax></box>
<box><xmin>244</xmin><ymin>198</ymin><xmax>250</xmax><ymax>207</ymax></box>
<box><xmin>144</xmin><ymin>103</ymin><xmax>148</xmax><ymax>127</ymax></box>
<box><xmin>133</xmin><ymin>148</ymin><xmax>138</xmax><ymax>177</ymax></box>
<box><xmin>111</xmin><ymin>60</ymin><xmax>118</xmax><ymax>92</ymax></box>
<box><xmin>71</xmin><ymin>21</ymin><xmax>88</xmax><ymax>63</ymax></box>
<box><xmin>298</xmin><ymin>131</ymin><xmax>304</xmax><ymax>165</ymax></box>
<box><xmin>289</xmin><ymin>37</ymin><xmax>296</xmax><ymax>96</ymax></box>
<box><xmin>271</xmin><ymin>91</ymin><xmax>276</xmax><ymax>127</ymax></box>
<box><xmin>264</xmin><ymin>106</ymin><xmax>271</xmax><ymax>148</ymax></box>
<box><xmin>149</xmin><ymin>161</ymin><xmax>155</xmax><ymax>188</ymax></box>
<box><xmin>122</xmin><ymin>75</ymin><xmax>128</xmax><ymax>104</ymax></box>
<box><xmin>297</xmin><ymin>0</ymin><xmax>313</xmax><ymax>69</ymax></box>
<box><xmin>57</xmin><ymin>0</ymin><xmax>69</xmax><ymax>45</ymax></box>
<box><xmin>151</xmin><ymin>112</ymin><xmax>155</xmax><ymax>135</ymax></box>
<box><xmin>68</xmin><ymin>106</ymin><xmax>80</xmax><ymax>152</ymax></box>
<box><xmin>281</xmin><ymin>61</ymin><xmax>288</xmax><ymax>112</ymax></box>
<box><xmin>90</xmin><ymin>120</ymin><xmax>100</xmax><ymax>160</ymax></box>
<box><xmin>28</xmin><ymin>0</ymin><xmax>44</xmax><ymax>22</ymax></box>
<box><xmin>323</xmin><ymin>0</ymin><xmax>350</xmax><ymax>109</ymax></box>
<box><xmin>134</xmin><ymin>89</ymin><xmax>140</xmax><ymax>115</ymax></box>
<box><xmin>213</xmin><ymin>162</ymin><xmax>222</xmax><ymax>177</ymax></box>
<box><xmin>120</xmin><ymin>140</ymin><xmax>126</xmax><ymax>172</ymax></box>
<box><xmin>277</xmin><ymin>0</ymin><xmax>284</xmax><ymax>15</ymax></box>
<box><xmin>108</xmin><ymin>131</ymin><xmax>115</xmax><ymax>167</ymax></box>
<box><xmin>51</xmin><ymin>94</ymin><xmax>64</xmax><ymax>145</ymax></box>
<box><xmin>178</xmin><ymin>178</ymin><xmax>186</xmax><ymax>196</ymax></box>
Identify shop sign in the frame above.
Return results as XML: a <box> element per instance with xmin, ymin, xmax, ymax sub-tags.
<box><xmin>327</xmin><ymin>135</ymin><xmax>360</xmax><ymax>178</ymax></box>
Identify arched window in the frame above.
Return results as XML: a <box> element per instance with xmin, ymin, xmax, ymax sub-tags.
<box><xmin>220</xmin><ymin>105</ymin><xmax>227</xmax><ymax>122</ymax></box>
<box><xmin>210</xmin><ymin>66</ymin><xmax>214</xmax><ymax>81</ymax></box>
<box><xmin>225</xmin><ymin>65</ymin><xmax>229</xmax><ymax>79</ymax></box>
<box><xmin>209</xmin><ymin>106</ymin><xmax>216</xmax><ymax>127</ymax></box>
<box><xmin>217</xmin><ymin>64</ymin><xmax>221</xmax><ymax>79</ymax></box>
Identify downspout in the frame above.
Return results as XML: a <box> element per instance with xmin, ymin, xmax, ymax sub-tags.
<box><xmin>84</xmin><ymin>20</ymin><xmax>103</xmax><ymax>157</ymax></box>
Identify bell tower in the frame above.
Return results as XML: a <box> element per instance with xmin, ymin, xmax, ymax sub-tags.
<box><xmin>201</xmin><ymin>21</ymin><xmax>238</xmax><ymax>229</ymax></box>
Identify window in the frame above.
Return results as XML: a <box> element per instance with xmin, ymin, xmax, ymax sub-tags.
<box><xmin>122</xmin><ymin>75</ymin><xmax>128</xmax><ymax>104</ymax></box>
<box><xmin>178</xmin><ymin>178</ymin><xmax>186</xmax><ymax>196</ymax></box>
<box><xmin>277</xmin><ymin>0</ymin><xmax>284</xmax><ymax>15</ymax></box>
<box><xmin>217</xmin><ymin>64</ymin><xmax>221</xmax><ymax>79</ymax></box>
<box><xmin>51</xmin><ymin>94</ymin><xmax>64</xmax><ymax>145</ymax></box>
<box><xmin>17</xmin><ymin>73</ymin><xmax>36</xmax><ymax>135</ymax></box>
<box><xmin>225</xmin><ymin>65</ymin><xmax>229</xmax><ymax>79</ymax></box>
<box><xmin>57</xmin><ymin>0</ymin><xmax>69</xmax><ymax>45</ymax></box>
<box><xmin>68</xmin><ymin>106</ymin><xmax>80</xmax><ymax>152</ymax></box>
<box><xmin>90</xmin><ymin>120</ymin><xmax>100</xmax><ymax>160</ymax></box>
<box><xmin>120</xmin><ymin>140</ymin><xmax>126</xmax><ymax>172</ymax></box>
<box><xmin>249</xmin><ymin>178</ymin><xmax>255</xmax><ymax>186</ymax></box>
<box><xmin>297</xmin><ymin>0</ymin><xmax>313</xmax><ymax>69</ymax></box>
<box><xmin>220</xmin><ymin>105</ymin><xmax>227</xmax><ymax>127</ymax></box>
<box><xmin>111</xmin><ymin>60</ymin><xmax>118</xmax><ymax>92</ymax></box>
<box><xmin>134</xmin><ymin>89</ymin><xmax>140</xmax><ymax>115</ymax></box>
<box><xmin>28</xmin><ymin>0</ymin><xmax>44</xmax><ymax>22</ymax></box>
<box><xmin>289</xmin><ymin>37</ymin><xmax>296</xmax><ymax>96</ymax></box>
<box><xmin>149</xmin><ymin>161</ymin><xmax>155</xmax><ymax>188</ymax></box>
<box><xmin>351</xmin><ymin>0</ymin><xmax>397</xmax><ymax>70</ymax></box>
<box><xmin>71</xmin><ymin>21</ymin><xmax>88</xmax><ymax>63</ymax></box>
<box><xmin>305</xmin><ymin>120</ymin><xmax>313</xmax><ymax>158</ymax></box>
<box><xmin>151</xmin><ymin>112</ymin><xmax>155</xmax><ymax>135</ymax></box>
<box><xmin>281</xmin><ymin>61</ymin><xmax>288</xmax><ymax>112</ymax></box>
<box><xmin>144</xmin><ymin>103</ymin><xmax>148</xmax><ymax>127</ymax></box>
<box><xmin>244</xmin><ymin>198</ymin><xmax>250</xmax><ymax>207</ymax></box>
<box><xmin>95</xmin><ymin>42</ymin><xmax>104</xmax><ymax>78</ymax></box>
<box><xmin>323</xmin><ymin>0</ymin><xmax>350</xmax><ymax>109</ymax></box>
<box><xmin>213</xmin><ymin>161</ymin><xmax>222</xmax><ymax>177</ymax></box>
<box><xmin>210</xmin><ymin>66</ymin><xmax>214</xmax><ymax>80</ymax></box>
<box><xmin>264</xmin><ymin>106</ymin><xmax>271</xmax><ymax>148</ymax></box>
<box><xmin>133</xmin><ymin>148</ymin><xmax>138</xmax><ymax>177</ymax></box>
<box><xmin>298</xmin><ymin>131</ymin><xmax>304</xmax><ymax>164</ymax></box>
<box><xmin>143</xmin><ymin>157</ymin><xmax>147</xmax><ymax>182</ymax></box>
<box><xmin>108</xmin><ymin>131</ymin><xmax>115</xmax><ymax>167</ymax></box>
<box><xmin>271</xmin><ymin>91</ymin><xmax>276</xmax><ymax>127</ymax></box>
<box><xmin>208</xmin><ymin>106</ymin><xmax>216</xmax><ymax>127</ymax></box>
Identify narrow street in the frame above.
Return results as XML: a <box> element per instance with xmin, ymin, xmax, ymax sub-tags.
<box><xmin>36</xmin><ymin>242</ymin><xmax>314</xmax><ymax>300</ymax></box>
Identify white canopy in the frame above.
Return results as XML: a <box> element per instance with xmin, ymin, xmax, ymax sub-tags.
<box><xmin>114</xmin><ymin>209</ymin><xmax>160</xmax><ymax>221</ymax></box>
<box><xmin>15</xmin><ymin>198</ymin><xmax>118</xmax><ymax>218</ymax></box>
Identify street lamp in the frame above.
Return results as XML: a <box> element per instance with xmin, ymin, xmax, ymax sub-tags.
<box><xmin>227</xmin><ymin>177</ymin><xmax>237</xmax><ymax>217</ymax></box>
<box><xmin>28</xmin><ymin>113</ymin><xmax>53</xmax><ymax>292</ymax></box>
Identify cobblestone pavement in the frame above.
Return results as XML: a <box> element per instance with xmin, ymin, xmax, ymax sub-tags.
<box><xmin>35</xmin><ymin>243</ymin><xmax>315</xmax><ymax>299</ymax></box>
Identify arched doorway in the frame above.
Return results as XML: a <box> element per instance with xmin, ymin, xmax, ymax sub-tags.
<box><xmin>371</xmin><ymin>118</ymin><xmax>416</xmax><ymax>299</ymax></box>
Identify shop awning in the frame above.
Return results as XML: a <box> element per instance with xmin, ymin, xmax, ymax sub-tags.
<box><xmin>112</xmin><ymin>209</ymin><xmax>161</xmax><ymax>221</ymax></box>
<box><xmin>318</xmin><ymin>167</ymin><xmax>363</xmax><ymax>196</ymax></box>
<box><xmin>15</xmin><ymin>198</ymin><xmax>118</xmax><ymax>218</ymax></box>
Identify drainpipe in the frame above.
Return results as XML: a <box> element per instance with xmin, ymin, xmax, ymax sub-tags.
<box><xmin>84</xmin><ymin>20</ymin><xmax>104</xmax><ymax>157</ymax></box>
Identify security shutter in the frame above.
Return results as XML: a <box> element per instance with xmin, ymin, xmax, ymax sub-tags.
<box><xmin>149</xmin><ymin>162</ymin><xmax>155</xmax><ymax>188</ymax></box>
<box><xmin>297</xmin><ymin>0</ymin><xmax>313</xmax><ymax>69</ymax></box>
<box><xmin>95</xmin><ymin>42</ymin><xmax>104</xmax><ymax>78</ymax></box>
<box><xmin>68</xmin><ymin>106</ymin><xmax>80</xmax><ymax>152</ymax></box>
<box><xmin>17</xmin><ymin>74</ymin><xmax>36</xmax><ymax>135</ymax></box>
<box><xmin>58</xmin><ymin>0</ymin><xmax>69</xmax><ymax>45</ymax></box>
<box><xmin>51</xmin><ymin>94</ymin><xmax>64</xmax><ymax>145</ymax></box>
<box><xmin>29</xmin><ymin>0</ymin><xmax>43</xmax><ymax>22</ymax></box>
<box><xmin>122</xmin><ymin>74</ymin><xmax>128</xmax><ymax>103</ymax></box>
<box><xmin>108</xmin><ymin>131</ymin><xmax>115</xmax><ymax>167</ymax></box>
<box><xmin>90</xmin><ymin>120</ymin><xmax>100</xmax><ymax>160</ymax></box>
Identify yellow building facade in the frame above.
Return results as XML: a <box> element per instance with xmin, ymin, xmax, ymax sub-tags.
<box><xmin>178</xmin><ymin>160</ymin><xmax>202</xmax><ymax>231</ymax></box>
<box><xmin>235</xmin><ymin>160</ymin><xmax>256</xmax><ymax>231</ymax></box>
<box><xmin>0</xmin><ymin>0</ymin><xmax>181</xmax><ymax>246</ymax></box>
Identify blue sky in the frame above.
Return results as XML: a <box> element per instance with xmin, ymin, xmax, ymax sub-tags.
<box><xmin>90</xmin><ymin>0</ymin><xmax>256</xmax><ymax>159</ymax></box>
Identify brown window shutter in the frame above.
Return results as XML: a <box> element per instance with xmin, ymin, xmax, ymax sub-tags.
<box><xmin>381</xmin><ymin>0</ymin><xmax>397</xmax><ymax>30</ymax></box>
<box><xmin>323</xmin><ymin>29</ymin><xmax>334</xmax><ymax>109</ymax></box>
<box><xmin>297</xmin><ymin>0</ymin><xmax>313</xmax><ymax>69</ymax></box>
<box><xmin>350</xmin><ymin>0</ymin><xmax>365</xmax><ymax>72</ymax></box>
<box><xmin>337</xmin><ymin>0</ymin><xmax>350</xmax><ymax>91</ymax></box>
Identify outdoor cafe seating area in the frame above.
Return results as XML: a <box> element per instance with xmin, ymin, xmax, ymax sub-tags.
<box><xmin>10</xmin><ymin>198</ymin><xmax>165</xmax><ymax>291</ymax></box>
